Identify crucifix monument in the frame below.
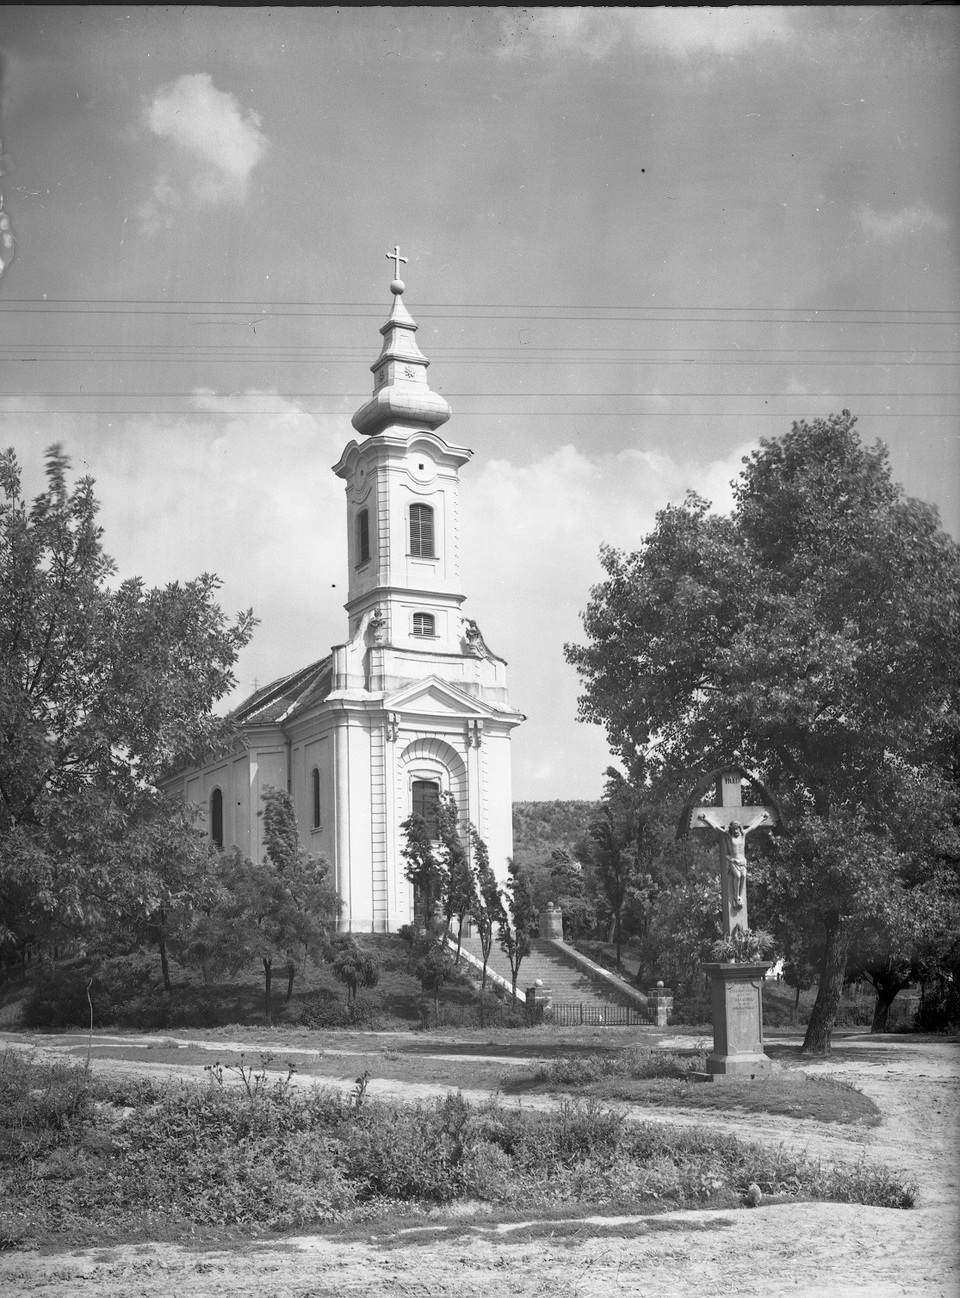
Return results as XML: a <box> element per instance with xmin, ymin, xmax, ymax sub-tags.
<box><xmin>678</xmin><ymin>766</ymin><xmax>782</xmax><ymax>1080</ymax></box>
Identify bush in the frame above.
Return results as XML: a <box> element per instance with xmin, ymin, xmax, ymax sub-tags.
<box><xmin>0</xmin><ymin>1051</ymin><xmax>916</xmax><ymax>1247</ymax></box>
<box><xmin>523</xmin><ymin>1046</ymin><xmax>705</xmax><ymax>1089</ymax></box>
<box><xmin>282</xmin><ymin>996</ymin><xmax>381</xmax><ymax>1029</ymax></box>
<box><xmin>913</xmin><ymin>978</ymin><xmax>960</xmax><ymax>1033</ymax></box>
<box><xmin>669</xmin><ymin>991</ymin><xmax>712</xmax><ymax>1026</ymax></box>
<box><xmin>20</xmin><ymin>955</ymin><xmax>170</xmax><ymax>1030</ymax></box>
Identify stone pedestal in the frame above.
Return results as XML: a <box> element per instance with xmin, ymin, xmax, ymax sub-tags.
<box><xmin>539</xmin><ymin>902</ymin><xmax>563</xmax><ymax>940</ymax></box>
<box><xmin>645</xmin><ymin>983</ymin><xmax>674</xmax><ymax>1027</ymax></box>
<box><xmin>700</xmin><ymin>962</ymin><xmax>772</xmax><ymax>1078</ymax></box>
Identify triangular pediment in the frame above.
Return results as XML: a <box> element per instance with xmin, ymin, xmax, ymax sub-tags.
<box><xmin>384</xmin><ymin>676</ymin><xmax>495</xmax><ymax>718</ymax></box>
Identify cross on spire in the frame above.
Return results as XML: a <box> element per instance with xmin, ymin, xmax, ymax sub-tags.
<box><xmin>386</xmin><ymin>245</ymin><xmax>408</xmax><ymax>278</ymax></box>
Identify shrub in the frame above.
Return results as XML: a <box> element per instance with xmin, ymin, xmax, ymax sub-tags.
<box><xmin>19</xmin><ymin>955</ymin><xmax>172</xmax><ymax>1030</ymax></box>
<box><xmin>0</xmin><ymin>1053</ymin><xmax>916</xmax><ymax>1246</ymax></box>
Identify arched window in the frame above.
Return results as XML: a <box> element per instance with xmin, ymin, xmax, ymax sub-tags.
<box><xmin>356</xmin><ymin>508</ymin><xmax>370</xmax><ymax>565</ymax></box>
<box><xmin>311</xmin><ymin>766</ymin><xmax>321</xmax><ymax>830</ymax></box>
<box><xmin>210</xmin><ymin>787</ymin><xmax>224</xmax><ymax>849</ymax></box>
<box><xmin>409</xmin><ymin>503</ymin><xmax>435</xmax><ymax>557</ymax></box>
<box><xmin>411</xmin><ymin>779</ymin><xmax>440</xmax><ymax>839</ymax></box>
<box><xmin>412</xmin><ymin>612</ymin><xmax>435</xmax><ymax>638</ymax></box>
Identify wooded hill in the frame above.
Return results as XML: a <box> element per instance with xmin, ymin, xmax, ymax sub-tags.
<box><xmin>511</xmin><ymin>801</ymin><xmax>599</xmax><ymax>871</ymax></box>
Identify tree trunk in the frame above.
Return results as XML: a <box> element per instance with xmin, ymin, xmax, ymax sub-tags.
<box><xmin>793</xmin><ymin>982</ymin><xmax>801</xmax><ymax>1024</ymax></box>
<box><xmin>156</xmin><ymin>908</ymin><xmax>172</xmax><ymax>992</ymax></box>
<box><xmin>263</xmin><ymin>958</ymin><xmax>273</xmax><ymax>1025</ymax></box>
<box><xmin>286</xmin><ymin>960</ymin><xmax>295</xmax><ymax>1002</ymax></box>
<box><xmin>869</xmin><ymin>973</ymin><xmax>910</xmax><ymax>1034</ymax></box>
<box><xmin>802</xmin><ymin>920</ymin><xmax>849</xmax><ymax>1055</ymax></box>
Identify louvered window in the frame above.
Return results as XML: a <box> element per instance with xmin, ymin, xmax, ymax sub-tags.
<box><xmin>312</xmin><ymin>767</ymin><xmax>321</xmax><ymax>829</ymax></box>
<box><xmin>412</xmin><ymin>612</ymin><xmax>435</xmax><ymax>637</ymax></box>
<box><xmin>412</xmin><ymin>780</ymin><xmax>440</xmax><ymax>839</ymax></box>
<box><xmin>357</xmin><ymin>509</ymin><xmax>370</xmax><ymax>565</ymax></box>
<box><xmin>409</xmin><ymin>503</ymin><xmax>435</xmax><ymax>557</ymax></box>
<box><xmin>210</xmin><ymin>788</ymin><xmax>224</xmax><ymax>849</ymax></box>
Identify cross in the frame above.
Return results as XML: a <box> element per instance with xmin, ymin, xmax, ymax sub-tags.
<box><xmin>690</xmin><ymin>770</ymin><xmax>778</xmax><ymax>936</ymax></box>
<box><xmin>386</xmin><ymin>245</ymin><xmax>408</xmax><ymax>278</ymax></box>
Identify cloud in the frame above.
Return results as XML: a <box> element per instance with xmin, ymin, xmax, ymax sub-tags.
<box><xmin>2</xmin><ymin>406</ymin><xmax>753</xmax><ymax>800</ymax></box>
<box><xmin>857</xmin><ymin>202</ymin><xmax>950</xmax><ymax>243</ymax></box>
<box><xmin>461</xmin><ymin>440</ymin><xmax>749</xmax><ymax>796</ymax></box>
<box><xmin>501</xmin><ymin>7</ymin><xmax>794</xmax><ymax>61</ymax></box>
<box><xmin>138</xmin><ymin>73</ymin><xmax>267</xmax><ymax>231</ymax></box>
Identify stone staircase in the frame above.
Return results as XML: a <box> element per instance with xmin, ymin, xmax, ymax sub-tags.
<box><xmin>458</xmin><ymin>934</ymin><xmax>645</xmax><ymax>1014</ymax></box>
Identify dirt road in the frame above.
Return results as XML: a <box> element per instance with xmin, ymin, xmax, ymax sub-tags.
<box><xmin>1</xmin><ymin>1032</ymin><xmax>957</xmax><ymax>1298</ymax></box>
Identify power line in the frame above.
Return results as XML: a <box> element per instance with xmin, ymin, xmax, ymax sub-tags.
<box><xmin>2</xmin><ymin>391</ymin><xmax>956</xmax><ymax>400</ymax></box>
<box><xmin>0</xmin><ymin>409</ymin><xmax>952</xmax><ymax>418</ymax></box>
<box><xmin>2</xmin><ymin>297</ymin><xmax>958</xmax><ymax>315</ymax></box>
<box><xmin>7</xmin><ymin>343</ymin><xmax>958</xmax><ymax>354</ymax></box>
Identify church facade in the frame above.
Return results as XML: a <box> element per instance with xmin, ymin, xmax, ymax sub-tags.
<box><xmin>160</xmin><ymin>260</ymin><xmax>524</xmax><ymax>932</ymax></box>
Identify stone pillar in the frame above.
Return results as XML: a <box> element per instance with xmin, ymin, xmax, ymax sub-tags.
<box><xmin>700</xmin><ymin>962</ymin><xmax>772</xmax><ymax>1078</ymax></box>
<box><xmin>539</xmin><ymin>902</ymin><xmax>563</xmax><ymax>940</ymax></box>
<box><xmin>645</xmin><ymin>981</ymin><xmax>674</xmax><ymax>1027</ymax></box>
<box><xmin>525</xmin><ymin>980</ymin><xmax>550</xmax><ymax>1023</ymax></box>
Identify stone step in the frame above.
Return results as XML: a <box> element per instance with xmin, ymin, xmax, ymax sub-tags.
<box><xmin>459</xmin><ymin>935</ymin><xmax>637</xmax><ymax>1010</ymax></box>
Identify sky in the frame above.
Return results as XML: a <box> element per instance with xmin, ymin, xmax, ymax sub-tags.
<box><xmin>0</xmin><ymin>6</ymin><xmax>957</xmax><ymax>801</ymax></box>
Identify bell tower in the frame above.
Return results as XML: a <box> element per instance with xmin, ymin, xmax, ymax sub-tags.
<box><xmin>333</xmin><ymin>251</ymin><xmax>474</xmax><ymax>664</ymax></box>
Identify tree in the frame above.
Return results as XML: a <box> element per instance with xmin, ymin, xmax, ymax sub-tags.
<box><xmin>97</xmin><ymin>796</ymin><xmax>219</xmax><ymax>992</ymax></box>
<box><xmin>415</xmin><ymin>943</ymin><xmax>454</xmax><ymax>1021</ymax></box>
<box><xmin>846</xmin><ymin>872</ymin><xmax>960</xmax><ymax>1032</ymax></box>
<box><xmin>400</xmin><ymin>813</ymin><xmax>444</xmax><ymax>932</ymax></box>
<box><xmin>330</xmin><ymin>936</ymin><xmax>381</xmax><ymax>1004</ymax></box>
<box><xmin>0</xmin><ymin>444</ymin><xmax>256</xmax><ymax>950</ymax></box>
<box><xmin>497</xmin><ymin>858</ymin><xmax>535</xmax><ymax>999</ymax></box>
<box><xmin>635</xmin><ymin>845</ymin><xmax>720</xmax><ymax>996</ymax></box>
<box><xmin>208</xmin><ymin>787</ymin><xmax>340</xmax><ymax>1023</ymax></box>
<box><xmin>566</xmin><ymin>414</ymin><xmax>960</xmax><ymax>1054</ymax></box>
<box><xmin>467</xmin><ymin>827</ymin><xmax>504</xmax><ymax>1003</ymax></box>
<box><xmin>435</xmin><ymin>792</ymin><xmax>477</xmax><ymax>959</ymax></box>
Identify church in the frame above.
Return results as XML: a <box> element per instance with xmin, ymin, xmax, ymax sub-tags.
<box><xmin>160</xmin><ymin>254</ymin><xmax>525</xmax><ymax>932</ymax></box>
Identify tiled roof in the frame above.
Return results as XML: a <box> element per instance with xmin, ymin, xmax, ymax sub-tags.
<box><xmin>231</xmin><ymin>656</ymin><xmax>333</xmax><ymax>727</ymax></box>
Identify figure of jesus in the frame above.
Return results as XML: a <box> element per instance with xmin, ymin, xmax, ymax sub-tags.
<box><xmin>696</xmin><ymin>810</ymin><xmax>771</xmax><ymax>909</ymax></box>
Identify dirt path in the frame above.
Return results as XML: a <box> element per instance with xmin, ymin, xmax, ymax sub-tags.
<box><xmin>1</xmin><ymin>1032</ymin><xmax>957</xmax><ymax>1297</ymax></box>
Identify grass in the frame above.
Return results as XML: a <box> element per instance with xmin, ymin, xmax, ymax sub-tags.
<box><xmin>5</xmin><ymin>936</ymin><xmax>527</xmax><ymax>1034</ymax></box>
<box><xmin>505</xmin><ymin>1044</ymin><xmax>881</xmax><ymax>1125</ymax></box>
<box><xmin>0</xmin><ymin>1049</ymin><xmax>914</xmax><ymax>1250</ymax></box>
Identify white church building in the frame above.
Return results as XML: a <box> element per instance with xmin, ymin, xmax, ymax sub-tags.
<box><xmin>161</xmin><ymin>257</ymin><xmax>524</xmax><ymax>931</ymax></box>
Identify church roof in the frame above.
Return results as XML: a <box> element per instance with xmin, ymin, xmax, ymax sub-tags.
<box><xmin>232</xmin><ymin>655</ymin><xmax>333</xmax><ymax>726</ymax></box>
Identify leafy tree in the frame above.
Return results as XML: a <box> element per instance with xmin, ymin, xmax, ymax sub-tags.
<box><xmin>97</xmin><ymin>797</ymin><xmax>219</xmax><ymax>992</ymax></box>
<box><xmin>635</xmin><ymin>847</ymin><xmax>720</xmax><ymax>995</ymax></box>
<box><xmin>467</xmin><ymin>827</ymin><xmax>504</xmax><ymax>1002</ymax></box>
<box><xmin>0</xmin><ymin>444</ymin><xmax>255</xmax><ymax>951</ymax></box>
<box><xmin>566</xmin><ymin>413</ymin><xmax>960</xmax><ymax>1054</ymax></box>
<box><xmin>846</xmin><ymin>875</ymin><xmax>960</xmax><ymax>1032</ymax></box>
<box><xmin>204</xmin><ymin>787</ymin><xmax>340</xmax><ymax>1023</ymax></box>
<box><xmin>436</xmin><ymin>793</ymin><xmax>477</xmax><ymax>959</ymax></box>
<box><xmin>497</xmin><ymin>858</ymin><xmax>535</xmax><ymax>999</ymax></box>
<box><xmin>415</xmin><ymin>942</ymin><xmax>454</xmax><ymax>1020</ymax></box>
<box><xmin>400</xmin><ymin>813</ymin><xmax>444</xmax><ymax>932</ymax></box>
<box><xmin>330</xmin><ymin>936</ymin><xmax>381</xmax><ymax>1004</ymax></box>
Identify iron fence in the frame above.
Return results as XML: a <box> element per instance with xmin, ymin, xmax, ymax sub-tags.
<box><xmin>544</xmin><ymin>1002</ymin><xmax>650</xmax><ymax>1027</ymax></box>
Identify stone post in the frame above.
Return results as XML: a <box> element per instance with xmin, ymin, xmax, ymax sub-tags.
<box><xmin>525</xmin><ymin>980</ymin><xmax>550</xmax><ymax>1024</ymax></box>
<box><xmin>538</xmin><ymin>901</ymin><xmax>564</xmax><ymax>940</ymax></box>
<box><xmin>645</xmin><ymin>980</ymin><xmax>674</xmax><ymax>1027</ymax></box>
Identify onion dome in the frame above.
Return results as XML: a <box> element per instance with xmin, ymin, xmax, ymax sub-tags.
<box><xmin>351</xmin><ymin>251</ymin><xmax>452</xmax><ymax>437</ymax></box>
